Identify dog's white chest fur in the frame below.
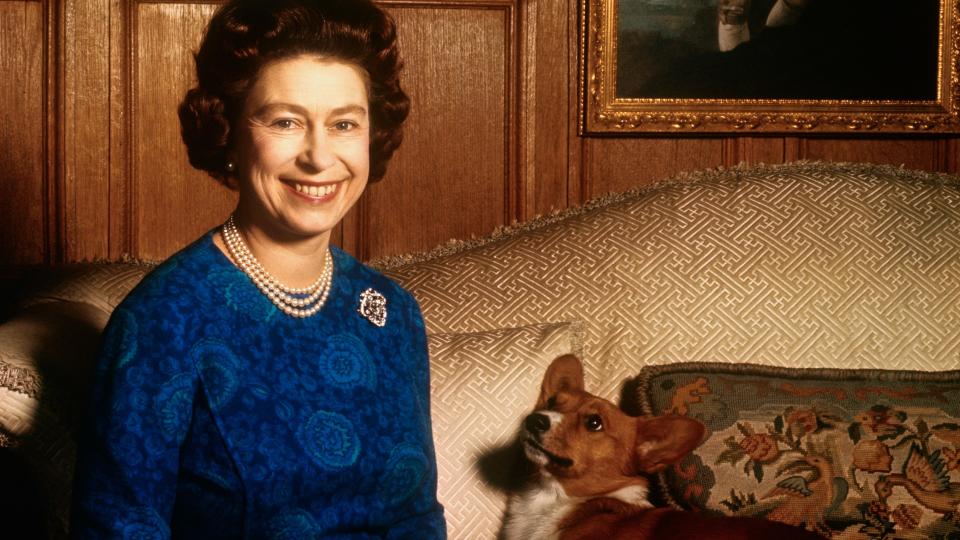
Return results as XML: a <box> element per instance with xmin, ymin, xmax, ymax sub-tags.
<box><xmin>502</xmin><ymin>478</ymin><xmax>653</xmax><ymax>540</ymax></box>
<box><xmin>502</xmin><ymin>476</ymin><xmax>577</xmax><ymax>540</ymax></box>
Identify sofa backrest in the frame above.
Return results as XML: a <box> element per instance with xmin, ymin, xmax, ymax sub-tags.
<box><xmin>381</xmin><ymin>161</ymin><xmax>960</xmax><ymax>401</ymax></box>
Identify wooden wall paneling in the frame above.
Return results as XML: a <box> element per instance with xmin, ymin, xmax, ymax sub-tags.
<box><xmin>62</xmin><ymin>0</ymin><xmax>112</xmax><ymax>261</ymax></box>
<box><xmin>934</xmin><ymin>138</ymin><xmax>960</xmax><ymax>173</ymax></box>
<box><xmin>784</xmin><ymin>137</ymin><xmax>805</xmax><ymax>162</ymax></box>
<box><xmin>803</xmin><ymin>139</ymin><xmax>941</xmax><ymax>171</ymax></box>
<box><xmin>945</xmin><ymin>139</ymin><xmax>960</xmax><ymax>173</ymax></box>
<box><xmin>519</xmin><ymin>0</ymin><xmax>536</xmax><ymax>219</ymax></box>
<box><xmin>566</xmin><ymin>0</ymin><xmax>584</xmax><ymax>207</ymax></box>
<box><xmin>721</xmin><ymin>137</ymin><xmax>790</xmax><ymax>167</ymax></box>
<box><xmin>362</xmin><ymin>2</ymin><xmax>513</xmax><ymax>260</ymax></box>
<box><xmin>45</xmin><ymin>0</ymin><xmax>57</xmax><ymax>264</ymax></box>
<box><xmin>521</xmin><ymin>0</ymin><xmax>573</xmax><ymax>219</ymax></box>
<box><xmin>0</xmin><ymin>1</ymin><xmax>46</xmax><ymax>265</ymax></box>
<box><xmin>8</xmin><ymin>0</ymin><xmax>958</xmax><ymax>268</ymax></box>
<box><xmin>108</xmin><ymin>0</ymin><xmax>130</xmax><ymax>260</ymax></box>
<box><xmin>134</xmin><ymin>2</ymin><xmax>236</xmax><ymax>261</ymax></box>
<box><xmin>583</xmin><ymin>138</ymin><xmax>725</xmax><ymax>198</ymax></box>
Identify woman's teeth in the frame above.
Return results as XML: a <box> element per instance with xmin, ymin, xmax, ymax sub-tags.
<box><xmin>293</xmin><ymin>183</ymin><xmax>336</xmax><ymax>197</ymax></box>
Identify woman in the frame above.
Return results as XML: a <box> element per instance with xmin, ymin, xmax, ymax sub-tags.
<box><xmin>71</xmin><ymin>1</ymin><xmax>446</xmax><ymax>538</ymax></box>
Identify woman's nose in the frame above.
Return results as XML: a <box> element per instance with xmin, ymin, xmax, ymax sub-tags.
<box><xmin>299</xmin><ymin>130</ymin><xmax>337</xmax><ymax>171</ymax></box>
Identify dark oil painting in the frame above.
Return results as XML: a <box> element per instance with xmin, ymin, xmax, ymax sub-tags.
<box><xmin>617</xmin><ymin>0</ymin><xmax>941</xmax><ymax>101</ymax></box>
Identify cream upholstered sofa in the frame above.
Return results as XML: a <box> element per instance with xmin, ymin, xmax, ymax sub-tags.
<box><xmin>2</xmin><ymin>161</ymin><xmax>960</xmax><ymax>539</ymax></box>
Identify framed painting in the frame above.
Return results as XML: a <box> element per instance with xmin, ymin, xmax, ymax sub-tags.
<box><xmin>580</xmin><ymin>0</ymin><xmax>960</xmax><ymax>134</ymax></box>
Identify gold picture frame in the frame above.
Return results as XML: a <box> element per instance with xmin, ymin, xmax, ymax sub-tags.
<box><xmin>580</xmin><ymin>0</ymin><xmax>960</xmax><ymax>134</ymax></box>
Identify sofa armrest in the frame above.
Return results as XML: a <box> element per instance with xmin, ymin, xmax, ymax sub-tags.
<box><xmin>0</xmin><ymin>300</ymin><xmax>110</xmax><ymax>539</ymax></box>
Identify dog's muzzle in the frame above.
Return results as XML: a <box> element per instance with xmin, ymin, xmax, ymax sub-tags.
<box><xmin>522</xmin><ymin>413</ymin><xmax>574</xmax><ymax>468</ymax></box>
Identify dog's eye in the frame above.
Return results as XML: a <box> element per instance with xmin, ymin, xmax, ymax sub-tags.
<box><xmin>585</xmin><ymin>414</ymin><xmax>603</xmax><ymax>432</ymax></box>
<box><xmin>546</xmin><ymin>396</ymin><xmax>557</xmax><ymax>410</ymax></box>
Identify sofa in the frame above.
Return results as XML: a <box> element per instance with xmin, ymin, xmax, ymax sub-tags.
<box><xmin>2</xmin><ymin>161</ymin><xmax>960</xmax><ymax>539</ymax></box>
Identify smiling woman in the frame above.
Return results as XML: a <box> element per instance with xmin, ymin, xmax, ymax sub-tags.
<box><xmin>69</xmin><ymin>1</ymin><xmax>446</xmax><ymax>538</ymax></box>
<box><xmin>230</xmin><ymin>58</ymin><xmax>372</xmax><ymax>262</ymax></box>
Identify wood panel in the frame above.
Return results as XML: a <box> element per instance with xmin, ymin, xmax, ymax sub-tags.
<box><xmin>134</xmin><ymin>2</ymin><xmax>236</xmax><ymax>260</ymax></box>
<box><xmin>722</xmin><ymin>137</ymin><xmax>790</xmax><ymax>166</ymax></box>
<box><xmin>5</xmin><ymin>0</ymin><xmax>960</xmax><ymax>270</ymax></box>
<box><xmin>62</xmin><ymin>0</ymin><xmax>112</xmax><ymax>261</ymax></box>
<box><xmin>584</xmin><ymin>138</ymin><xmax>725</xmax><ymax>198</ymax></box>
<box><xmin>0</xmin><ymin>1</ymin><xmax>46</xmax><ymax>265</ymax></box>
<box><xmin>521</xmin><ymin>0</ymin><xmax>573</xmax><ymax>217</ymax></box>
<box><xmin>360</xmin><ymin>3</ymin><xmax>512</xmax><ymax>260</ymax></box>
<box><xmin>801</xmin><ymin>138</ymin><xmax>943</xmax><ymax>171</ymax></box>
<box><xmin>108</xmin><ymin>0</ymin><xmax>129</xmax><ymax>260</ymax></box>
<box><xmin>947</xmin><ymin>139</ymin><xmax>960</xmax><ymax>173</ymax></box>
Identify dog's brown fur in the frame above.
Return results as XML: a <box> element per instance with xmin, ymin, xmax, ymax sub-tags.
<box><xmin>501</xmin><ymin>355</ymin><xmax>823</xmax><ymax>540</ymax></box>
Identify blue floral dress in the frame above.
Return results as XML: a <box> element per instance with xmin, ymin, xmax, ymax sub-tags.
<box><xmin>71</xmin><ymin>231</ymin><xmax>446</xmax><ymax>539</ymax></box>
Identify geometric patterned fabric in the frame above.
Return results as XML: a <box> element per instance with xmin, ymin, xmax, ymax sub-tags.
<box><xmin>426</xmin><ymin>322</ymin><xmax>584</xmax><ymax>540</ymax></box>
<box><xmin>380</xmin><ymin>162</ymin><xmax>960</xmax><ymax>402</ymax></box>
<box><xmin>19</xmin><ymin>263</ymin><xmax>153</xmax><ymax>313</ymax></box>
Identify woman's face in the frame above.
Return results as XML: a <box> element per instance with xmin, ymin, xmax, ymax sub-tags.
<box><xmin>232</xmin><ymin>55</ymin><xmax>370</xmax><ymax>244</ymax></box>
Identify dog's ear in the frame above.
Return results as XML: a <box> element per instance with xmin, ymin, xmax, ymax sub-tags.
<box><xmin>633</xmin><ymin>415</ymin><xmax>705</xmax><ymax>474</ymax></box>
<box><xmin>536</xmin><ymin>355</ymin><xmax>585</xmax><ymax>409</ymax></box>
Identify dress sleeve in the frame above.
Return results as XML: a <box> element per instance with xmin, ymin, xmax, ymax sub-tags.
<box><xmin>388</xmin><ymin>295</ymin><xmax>447</xmax><ymax>539</ymax></box>
<box><xmin>71</xmin><ymin>302</ymin><xmax>197</xmax><ymax>539</ymax></box>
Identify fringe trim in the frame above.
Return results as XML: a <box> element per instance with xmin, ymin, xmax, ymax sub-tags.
<box><xmin>370</xmin><ymin>161</ymin><xmax>960</xmax><ymax>270</ymax></box>
<box><xmin>0</xmin><ymin>361</ymin><xmax>41</xmax><ymax>398</ymax></box>
<box><xmin>0</xmin><ymin>428</ymin><xmax>17</xmax><ymax>448</ymax></box>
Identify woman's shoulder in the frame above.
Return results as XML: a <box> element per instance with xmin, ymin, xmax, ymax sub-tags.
<box><xmin>115</xmin><ymin>231</ymin><xmax>223</xmax><ymax>317</ymax></box>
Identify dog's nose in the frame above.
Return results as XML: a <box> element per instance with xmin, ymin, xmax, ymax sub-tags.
<box><xmin>525</xmin><ymin>413</ymin><xmax>550</xmax><ymax>434</ymax></box>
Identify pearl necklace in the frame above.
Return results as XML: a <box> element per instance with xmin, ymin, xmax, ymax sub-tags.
<box><xmin>221</xmin><ymin>215</ymin><xmax>333</xmax><ymax>318</ymax></box>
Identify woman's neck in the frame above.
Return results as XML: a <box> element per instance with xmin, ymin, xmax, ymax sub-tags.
<box><xmin>214</xmin><ymin>210</ymin><xmax>331</xmax><ymax>290</ymax></box>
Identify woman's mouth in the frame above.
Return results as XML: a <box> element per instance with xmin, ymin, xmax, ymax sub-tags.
<box><xmin>284</xmin><ymin>180</ymin><xmax>339</xmax><ymax>200</ymax></box>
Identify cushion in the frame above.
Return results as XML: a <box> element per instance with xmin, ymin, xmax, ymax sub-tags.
<box><xmin>0</xmin><ymin>301</ymin><xmax>109</xmax><ymax>440</ymax></box>
<box><xmin>635</xmin><ymin>362</ymin><xmax>960</xmax><ymax>538</ymax></box>
<box><xmin>379</xmin><ymin>162</ymin><xmax>960</xmax><ymax>403</ymax></box>
<box><xmin>0</xmin><ymin>300</ymin><xmax>110</xmax><ymax>539</ymax></box>
<box><xmin>0</xmin><ymin>263</ymin><xmax>150</xmax><ymax>538</ymax></box>
<box><xmin>426</xmin><ymin>321</ymin><xmax>585</xmax><ymax>540</ymax></box>
<box><xmin>19</xmin><ymin>262</ymin><xmax>153</xmax><ymax>314</ymax></box>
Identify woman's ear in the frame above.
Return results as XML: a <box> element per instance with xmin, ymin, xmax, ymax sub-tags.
<box><xmin>633</xmin><ymin>415</ymin><xmax>706</xmax><ymax>474</ymax></box>
<box><xmin>536</xmin><ymin>355</ymin><xmax>585</xmax><ymax>409</ymax></box>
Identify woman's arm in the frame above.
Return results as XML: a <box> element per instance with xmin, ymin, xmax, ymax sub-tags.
<box><xmin>71</xmin><ymin>303</ymin><xmax>196</xmax><ymax>539</ymax></box>
<box><xmin>387</xmin><ymin>297</ymin><xmax>447</xmax><ymax>539</ymax></box>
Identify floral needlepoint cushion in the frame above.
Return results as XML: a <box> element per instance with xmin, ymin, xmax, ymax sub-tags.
<box><xmin>635</xmin><ymin>362</ymin><xmax>960</xmax><ymax>539</ymax></box>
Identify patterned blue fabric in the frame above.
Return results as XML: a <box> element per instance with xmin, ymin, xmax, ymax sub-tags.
<box><xmin>71</xmin><ymin>231</ymin><xmax>446</xmax><ymax>539</ymax></box>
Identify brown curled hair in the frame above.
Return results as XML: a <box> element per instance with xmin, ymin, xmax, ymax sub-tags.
<box><xmin>178</xmin><ymin>0</ymin><xmax>410</xmax><ymax>185</ymax></box>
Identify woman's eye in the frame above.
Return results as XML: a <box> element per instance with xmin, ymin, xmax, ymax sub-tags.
<box><xmin>333</xmin><ymin>120</ymin><xmax>357</xmax><ymax>131</ymax></box>
<box><xmin>585</xmin><ymin>415</ymin><xmax>603</xmax><ymax>432</ymax></box>
<box><xmin>271</xmin><ymin>119</ymin><xmax>297</xmax><ymax>130</ymax></box>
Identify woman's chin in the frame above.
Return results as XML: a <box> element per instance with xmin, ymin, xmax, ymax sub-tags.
<box><xmin>280</xmin><ymin>220</ymin><xmax>338</xmax><ymax>242</ymax></box>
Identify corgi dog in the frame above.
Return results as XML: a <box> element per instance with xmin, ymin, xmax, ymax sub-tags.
<box><xmin>501</xmin><ymin>355</ymin><xmax>823</xmax><ymax>540</ymax></box>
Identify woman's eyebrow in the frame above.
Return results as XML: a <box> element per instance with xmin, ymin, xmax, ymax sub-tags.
<box><xmin>329</xmin><ymin>104</ymin><xmax>368</xmax><ymax>117</ymax></box>
<box><xmin>250</xmin><ymin>102</ymin><xmax>308</xmax><ymax>117</ymax></box>
<box><xmin>250</xmin><ymin>102</ymin><xmax>368</xmax><ymax>118</ymax></box>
